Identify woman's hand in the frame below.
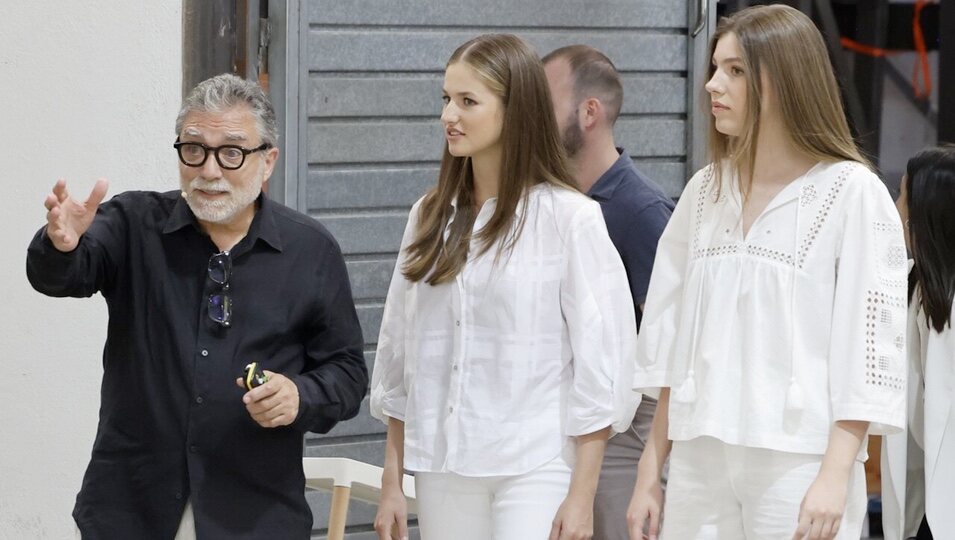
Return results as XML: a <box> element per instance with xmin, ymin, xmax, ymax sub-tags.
<box><xmin>374</xmin><ymin>483</ymin><xmax>409</xmax><ymax>540</ymax></box>
<box><xmin>792</xmin><ymin>467</ymin><xmax>849</xmax><ymax>540</ymax></box>
<box><xmin>626</xmin><ymin>476</ymin><xmax>664</xmax><ymax>540</ymax></box>
<box><xmin>549</xmin><ymin>491</ymin><xmax>595</xmax><ymax>540</ymax></box>
<box><xmin>792</xmin><ymin>420</ymin><xmax>867</xmax><ymax>539</ymax></box>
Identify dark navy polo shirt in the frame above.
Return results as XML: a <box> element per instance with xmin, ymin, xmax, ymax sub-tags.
<box><xmin>587</xmin><ymin>148</ymin><xmax>674</xmax><ymax>329</ymax></box>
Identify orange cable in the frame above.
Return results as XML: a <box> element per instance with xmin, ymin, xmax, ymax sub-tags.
<box><xmin>912</xmin><ymin>0</ymin><xmax>932</xmax><ymax>99</ymax></box>
<box><xmin>838</xmin><ymin>1</ymin><xmax>936</xmax><ymax>101</ymax></box>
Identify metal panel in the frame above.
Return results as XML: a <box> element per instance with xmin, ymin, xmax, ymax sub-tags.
<box><xmin>305</xmin><ymin>438</ymin><xmax>387</xmax><ymax>463</ymax></box>
<box><xmin>266</xmin><ymin>0</ymin><xmax>304</xmax><ymax>206</ymax></box>
<box><xmin>320</xmin><ymin>213</ymin><xmax>409</xmax><ymax>254</ymax></box>
<box><xmin>307</xmin><ymin>398</ymin><xmax>387</xmax><ymax>439</ymax></box>
<box><xmin>356</xmin><ymin>304</ymin><xmax>385</xmax><ymax>346</ymax></box>
<box><xmin>308</xmin><ymin>29</ymin><xmax>686</xmax><ymax>72</ymax></box>
<box><xmin>306</xmin><ymin>157</ymin><xmax>685</xmax><ymax>213</ymax></box>
<box><xmin>307</xmin><ymin>118</ymin><xmax>684</xmax><ymax>163</ymax></box>
<box><xmin>686</xmin><ymin>0</ymin><xmax>717</xmax><ymax>174</ymax></box>
<box><xmin>307</xmin><ymin>0</ymin><xmax>686</xmax><ymax>28</ymax></box>
<box><xmin>344</xmin><ymin>259</ymin><xmax>399</xmax><ymax>300</ymax></box>
<box><xmin>308</xmin><ymin>167</ymin><xmax>437</xmax><ymax>210</ymax></box>
<box><xmin>308</xmin><ymin>74</ymin><xmax>686</xmax><ymax>117</ymax></box>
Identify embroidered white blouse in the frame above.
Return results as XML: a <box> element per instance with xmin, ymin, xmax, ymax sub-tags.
<box><xmin>371</xmin><ymin>183</ymin><xmax>640</xmax><ymax>476</ymax></box>
<box><xmin>635</xmin><ymin>161</ymin><xmax>907</xmax><ymax>455</ymax></box>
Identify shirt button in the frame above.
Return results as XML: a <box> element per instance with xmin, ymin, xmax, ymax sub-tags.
<box><xmin>189</xmin><ymin>445</ymin><xmax>198</xmax><ymax>453</ymax></box>
<box><xmin>175</xmin><ymin>492</ymin><xmax>183</xmax><ymax>500</ymax></box>
<box><xmin>455</xmin><ymin>320</ymin><xmax>460</xmax><ymax>327</ymax></box>
<box><xmin>448</xmin><ymin>406</ymin><xmax>454</xmax><ymax>413</ymax></box>
<box><xmin>452</xmin><ymin>364</ymin><xmax>458</xmax><ymax>371</ymax></box>
<box><xmin>195</xmin><ymin>396</ymin><xmax>203</xmax><ymax>404</ymax></box>
<box><xmin>200</xmin><ymin>349</ymin><xmax>209</xmax><ymax>357</ymax></box>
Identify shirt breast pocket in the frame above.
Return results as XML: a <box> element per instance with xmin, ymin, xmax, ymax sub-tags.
<box><xmin>472</xmin><ymin>254</ymin><xmax>564</xmax><ymax>335</ymax></box>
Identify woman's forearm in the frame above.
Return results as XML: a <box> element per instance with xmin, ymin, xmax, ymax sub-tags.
<box><xmin>382</xmin><ymin>416</ymin><xmax>406</xmax><ymax>491</ymax></box>
<box><xmin>568</xmin><ymin>426</ymin><xmax>612</xmax><ymax>499</ymax></box>
<box><xmin>820</xmin><ymin>420</ymin><xmax>868</xmax><ymax>477</ymax></box>
<box><xmin>637</xmin><ymin>388</ymin><xmax>672</xmax><ymax>483</ymax></box>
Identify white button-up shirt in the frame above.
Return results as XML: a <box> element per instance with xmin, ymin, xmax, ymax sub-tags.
<box><xmin>635</xmin><ymin>161</ymin><xmax>907</xmax><ymax>455</ymax></box>
<box><xmin>371</xmin><ymin>183</ymin><xmax>640</xmax><ymax>476</ymax></box>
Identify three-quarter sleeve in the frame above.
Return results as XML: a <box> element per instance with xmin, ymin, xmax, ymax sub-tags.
<box><xmin>561</xmin><ymin>200</ymin><xmax>640</xmax><ymax>436</ymax></box>
<box><xmin>632</xmin><ymin>170</ymin><xmax>699</xmax><ymax>393</ymax></box>
<box><xmin>827</xmin><ymin>169</ymin><xmax>907</xmax><ymax>435</ymax></box>
<box><xmin>369</xmin><ymin>198</ymin><xmax>422</xmax><ymax>424</ymax></box>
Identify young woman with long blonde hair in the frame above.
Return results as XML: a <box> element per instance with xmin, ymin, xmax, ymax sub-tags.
<box><xmin>371</xmin><ymin>34</ymin><xmax>640</xmax><ymax>540</ymax></box>
<box><xmin>626</xmin><ymin>6</ymin><xmax>906</xmax><ymax>539</ymax></box>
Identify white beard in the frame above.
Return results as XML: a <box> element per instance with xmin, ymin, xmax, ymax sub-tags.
<box><xmin>182</xmin><ymin>163</ymin><xmax>264</xmax><ymax>224</ymax></box>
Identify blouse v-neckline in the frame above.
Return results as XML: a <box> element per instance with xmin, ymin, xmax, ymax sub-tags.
<box><xmin>733</xmin><ymin>162</ymin><xmax>822</xmax><ymax>241</ymax></box>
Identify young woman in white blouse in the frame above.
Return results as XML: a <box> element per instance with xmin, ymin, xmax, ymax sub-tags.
<box><xmin>626</xmin><ymin>5</ymin><xmax>907</xmax><ymax>540</ymax></box>
<box><xmin>882</xmin><ymin>147</ymin><xmax>955</xmax><ymax>540</ymax></box>
<box><xmin>371</xmin><ymin>34</ymin><xmax>640</xmax><ymax>540</ymax></box>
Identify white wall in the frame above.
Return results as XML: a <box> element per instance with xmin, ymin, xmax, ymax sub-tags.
<box><xmin>0</xmin><ymin>4</ymin><xmax>181</xmax><ymax>538</ymax></box>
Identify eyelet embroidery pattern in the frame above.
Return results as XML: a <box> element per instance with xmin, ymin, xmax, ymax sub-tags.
<box><xmin>874</xmin><ymin>222</ymin><xmax>903</xmax><ymax>234</ymax></box>
<box><xmin>698</xmin><ymin>243</ymin><xmax>739</xmax><ymax>258</ymax></box>
<box><xmin>864</xmin><ymin>289</ymin><xmax>905</xmax><ymax>390</ymax></box>
<box><xmin>799</xmin><ymin>184</ymin><xmax>818</xmax><ymax>207</ymax></box>
<box><xmin>693</xmin><ymin>243</ymin><xmax>795</xmax><ymax>266</ymax></box>
<box><xmin>796</xmin><ymin>165</ymin><xmax>852</xmax><ymax>268</ymax></box>
<box><xmin>879</xmin><ymin>355</ymin><xmax>891</xmax><ymax>371</ymax></box>
<box><xmin>744</xmin><ymin>244</ymin><xmax>794</xmax><ymax>265</ymax></box>
<box><xmin>881</xmin><ymin>276</ymin><xmax>907</xmax><ymax>290</ymax></box>
<box><xmin>692</xmin><ymin>166</ymin><xmax>716</xmax><ymax>253</ymax></box>
<box><xmin>886</xmin><ymin>245</ymin><xmax>907</xmax><ymax>269</ymax></box>
<box><xmin>692</xmin><ymin>166</ymin><xmax>796</xmax><ymax>266</ymax></box>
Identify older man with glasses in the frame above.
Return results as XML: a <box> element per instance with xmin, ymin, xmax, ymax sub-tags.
<box><xmin>26</xmin><ymin>73</ymin><xmax>368</xmax><ymax>539</ymax></box>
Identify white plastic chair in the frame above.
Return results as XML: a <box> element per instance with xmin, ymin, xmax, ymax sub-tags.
<box><xmin>303</xmin><ymin>457</ymin><xmax>417</xmax><ymax>540</ymax></box>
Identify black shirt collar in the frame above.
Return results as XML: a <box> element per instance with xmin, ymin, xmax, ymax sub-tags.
<box><xmin>163</xmin><ymin>192</ymin><xmax>284</xmax><ymax>252</ymax></box>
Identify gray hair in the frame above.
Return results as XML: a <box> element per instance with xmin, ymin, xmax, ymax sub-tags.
<box><xmin>175</xmin><ymin>73</ymin><xmax>279</xmax><ymax>147</ymax></box>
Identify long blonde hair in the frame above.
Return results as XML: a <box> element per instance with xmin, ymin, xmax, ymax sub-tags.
<box><xmin>706</xmin><ymin>5</ymin><xmax>870</xmax><ymax>194</ymax></box>
<box><xmin>402</xmin><ymin>34</ymin><xmax>577</xmax><ymax>285</ymax></box>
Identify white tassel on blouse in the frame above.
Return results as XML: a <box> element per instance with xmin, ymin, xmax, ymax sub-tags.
<box><xmin>673</xmin><ymin>370</ymin><xmax>698</xmax><ymax>403</ymax></box>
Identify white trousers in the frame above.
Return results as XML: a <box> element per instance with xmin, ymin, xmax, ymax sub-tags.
<box><xmin>662</xmin><ymin>437</ymin><xmax>866</xmax><ymax>540</ymax></box>
<box><xmin>75</xmin><ymin>501</ymin><xmax>196</xmax><ymax>540</ymax></box>
<box><xmin>415</xmin><ymin>451</ymin><xmax>573</xmax><ymax>540</ymax></box>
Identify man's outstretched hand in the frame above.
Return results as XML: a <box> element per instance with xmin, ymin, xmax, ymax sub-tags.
<box><xmin>44</xmin><ymin>178</ymin><xmax>108</xmax><ymax>252</ymax></box>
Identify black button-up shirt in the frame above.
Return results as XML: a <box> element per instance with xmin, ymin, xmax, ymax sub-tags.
<box><xmin>27</xmin><ymin>191</ymin><xmax>367</xmax><ymax>539</ymax></box>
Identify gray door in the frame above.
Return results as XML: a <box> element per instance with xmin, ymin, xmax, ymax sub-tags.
<box><xmin>267</xmin><ymin>1</ymin><xmax>712</xmax><ymax>537</ymax></box>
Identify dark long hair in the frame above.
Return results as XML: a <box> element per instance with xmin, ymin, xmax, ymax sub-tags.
<box><xmin>402</xmin><ymin>34</ymin><xmax>576</xmax><ymax>285</ymax></box>
<box><xmin>905</xmin><ymin>146</ymin><xmax>955</xmax><ymax>331</ymax></box>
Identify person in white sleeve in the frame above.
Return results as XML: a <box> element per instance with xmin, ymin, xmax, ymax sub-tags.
<box><xmin>625</xmin><ymin>5</ymin><xmax>907</xmax><ymax>540</ymax></box>
<box><xmin>882</xmin><ymin>146</ymin><xmax>955</xmax><ymax>540</ymax></box>
<box><xmin>370</xmin><ymin>33</ymin><xmax>641</xmax><ymax>540</ymax></box>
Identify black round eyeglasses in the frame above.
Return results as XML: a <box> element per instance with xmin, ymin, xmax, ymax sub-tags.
<box><xmin>174</xmin><ymin>138</ymin><xmax>271</xmax><ymax>170</ymax></box>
